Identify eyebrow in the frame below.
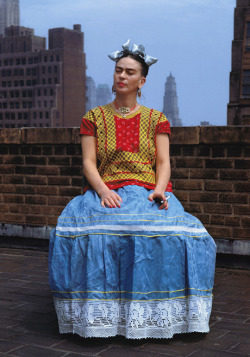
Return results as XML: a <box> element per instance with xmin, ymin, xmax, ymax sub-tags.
<box><xmin>115</xmin><ymin>66</ymin><xmax>137</xmax><ymax>72</ymax></box>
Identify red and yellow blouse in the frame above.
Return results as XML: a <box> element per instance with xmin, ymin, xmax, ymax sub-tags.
<box><xmin>80</xmin><ymin>104</ymin><xmax>172</xmax><ymax>192</ymax></box>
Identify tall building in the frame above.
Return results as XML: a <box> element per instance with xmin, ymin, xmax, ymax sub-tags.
<box><xmin>0</xmin><ymin>0</ymin><xmax>20</xmax><ymax>36</ymax></box>
<box><xmin>96</xmin><ymin>84</ymin><xmax>112</xmax><ymax>106</ymax></box>
<box><xmin>227</xmin><ymin>0</ymin><xmax>250</xmax><ymax>125</ymax></box>
<box><xmin>163</xmin><ymin>73</ymin><xmax>182</xmax><ymax>127</ymax></box>
<box><xmin>0</xmin><ymin>24</ymin><xmax>86</xmax><ymax>128</ymax></box>
<box><xmin>86</xmin><ymin>76</ymin><xmax>97</xmax><ymax>112</ymax></box>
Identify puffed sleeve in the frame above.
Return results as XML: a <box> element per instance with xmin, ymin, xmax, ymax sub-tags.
<box><xmin>79</xmin><ymin>110</ymin><xmax>97</xmax><ymax>136</ymax></box>
<box><xmin>156</xmin><ymin>113</ymin><xmax>171</xmax><ymax>135</ymax></box>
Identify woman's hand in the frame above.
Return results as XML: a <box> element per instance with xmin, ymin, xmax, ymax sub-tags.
<box><xmin>100</xmin><ymin>188</ymin><xmax>123</xmax><ymax>208</ymax></box>
<box><xmin>148</xmin><ymin>191</ymin><xmax>169</xmax><ymax>210</ymax></box>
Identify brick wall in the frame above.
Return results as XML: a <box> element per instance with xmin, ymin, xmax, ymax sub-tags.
<box><xmin>0</xmin><ymin>126</ymin><xmax>249</xmax><ymax>254</ymax></box>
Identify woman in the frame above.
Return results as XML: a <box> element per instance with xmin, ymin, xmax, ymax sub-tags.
<box><xmin>49</xmin><ymin>40</ymin><xmax>216</xmax><ymax>339</ymax></box>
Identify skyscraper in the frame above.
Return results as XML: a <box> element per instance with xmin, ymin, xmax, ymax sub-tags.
<box><xmin>96</xmin><ymin>84</ymin><xmax>112</xmax><ymax>106</ymax></box>
<box><xmin>227</xmin><ymin>0</ymin><xmax>250</xmax><ymax>125</ymax></box>
<box><xmin>86</xmin><ymin>76</ymin><xmax>97</xmax><ymax>112</ymax></box>
<box><xmin>163</xmin><ymin>73</ymin><xmax>182</xmax><ymax>127</ymax></box>
<box><xmin>0</xmin><ymin>0</ymin><xmax>20</xmax><ymax>36</ymax></box>
<box><xmin>0</xmin><ymin>24</ymin><xmax>86</xmax><ymax>128</ymax></box>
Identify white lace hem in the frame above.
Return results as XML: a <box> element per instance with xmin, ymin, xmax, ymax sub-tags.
<box><xmin>54</xmin><ymin>296</ymin><xmax>212</xmax><ymax>339</ymax></box>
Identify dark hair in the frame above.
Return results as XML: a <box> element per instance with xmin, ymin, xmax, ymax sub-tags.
<box><xmin>117</xmin><ymin>53</ymin><xmax>149</xmax><ymax>77</ymax></box>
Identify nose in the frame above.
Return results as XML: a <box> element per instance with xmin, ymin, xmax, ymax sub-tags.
<box><xmin>119</xmin><ymin>70</ymin><xmax>126</xmax><ymax>79</ymax></box>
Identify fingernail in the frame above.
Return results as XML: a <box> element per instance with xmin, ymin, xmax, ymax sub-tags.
<box><xmin>113</xmin><ymin>205</ymin><xmax>116</xmax><ymax>208</ymax></box>
<box><xmin>150</xmin><ymin>198</ymin><xmax>153</xmax><ymax>202</ymax></box>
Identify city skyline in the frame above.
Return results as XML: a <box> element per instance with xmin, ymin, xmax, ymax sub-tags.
<box><xmin>20</xmin><ymin>0</ymin><xmax>235</xmax><ymax>126</ymax></box>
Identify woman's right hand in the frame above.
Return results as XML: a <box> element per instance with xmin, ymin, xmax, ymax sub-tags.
<box><xmin>100</xmin><ymin>188</ymin><xmax>123</xmax><ymax>208</ymax></box>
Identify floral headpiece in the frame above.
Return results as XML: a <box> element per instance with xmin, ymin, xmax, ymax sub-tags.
<box><xmin>108</xmin><ymin>39</ymin><xmax>158</xmax><ymax>67</ymax></box>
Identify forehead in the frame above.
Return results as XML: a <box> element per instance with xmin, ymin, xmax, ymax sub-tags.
<box><xmin>115</xmin><ymin>57</ymin><xmax>141</xmax><ymax>71</ymax></box>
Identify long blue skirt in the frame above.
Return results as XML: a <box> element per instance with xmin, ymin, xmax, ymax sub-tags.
<box><xmin>49</xmin><ymin>185</ymin><xmax>216</xmax><ymax>339</ymax></box>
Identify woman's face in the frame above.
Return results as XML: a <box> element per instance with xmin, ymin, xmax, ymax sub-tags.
<box><xmin>113</xmin><ymin>56</ymin><xmax>146</xmax><ymax>96</ymax></box>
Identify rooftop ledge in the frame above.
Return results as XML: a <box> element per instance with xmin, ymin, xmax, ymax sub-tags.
<box><xmin>0</xmin><ymin>126</ymin><xmax>249</xmax><ymax>145</ymax></box>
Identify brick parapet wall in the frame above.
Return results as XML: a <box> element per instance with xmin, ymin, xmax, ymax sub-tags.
<box><xmin>0</xmin><ymin>127</ymin><xmax>249</xmax><ymax>253</ymax></box>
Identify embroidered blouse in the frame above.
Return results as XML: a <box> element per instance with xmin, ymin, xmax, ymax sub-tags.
<box><xmin>79</xmin><ymin>104</ymin><xmax>172</xmax><ymax>192</ymax></box>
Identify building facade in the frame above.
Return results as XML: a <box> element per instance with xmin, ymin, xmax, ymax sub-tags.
<box><xmin>96</xmin><ymin>84</ymin><xmax>112</xmax><ymax>106</ymax></box>
<box><xmin>86</xmin><ymin>76</ymin><xmax>97</xmax><ymax>112</ymax></box>
<box><xmin>162</xmin><ymin>73</ymin><xmax>182</xmax><ymax>127</ymax></box>
<box><xmin>0</xmin><ymin>24</ymin><xmax>86</xmax><ymax>128</ymax></box>
<box><xmin>227</xmin><ymin>0</ymin><xmax>250</xmax><ymax>125</ymax></box>
<box><xmin>0</xmin><ymin>0</ymin><xmax>19</xmax><ymax>36</ymax></box>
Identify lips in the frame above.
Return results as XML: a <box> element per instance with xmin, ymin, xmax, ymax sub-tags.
<box><xmin>117</xmin><ymin>82</ymin><xmax>126</xmax><ymax>87</ymax></box>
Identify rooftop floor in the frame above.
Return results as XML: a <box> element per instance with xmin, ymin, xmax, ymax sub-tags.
<box><xmin>0</xmin><ymin>248</ymin><xmax>250</xmax><ymax>357</ymax></box>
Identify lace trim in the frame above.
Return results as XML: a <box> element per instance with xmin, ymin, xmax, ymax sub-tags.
<box><xmin>54</xmin><ymin>296</ymin><xmax>212</xmax><ymax>339</ymax></box>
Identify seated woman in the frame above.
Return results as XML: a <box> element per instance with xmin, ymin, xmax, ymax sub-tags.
<box><xmin>49</xmin><ymin>40</ymin><xmax>216</xmax><ymax>339</ymax></box>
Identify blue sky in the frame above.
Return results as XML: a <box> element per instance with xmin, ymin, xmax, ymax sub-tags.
<box><xmin>21</xmin><ymin>0</ymin><xmax>235</xmax><ymax>126</ymax></box>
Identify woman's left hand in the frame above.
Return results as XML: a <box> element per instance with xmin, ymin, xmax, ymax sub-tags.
<box><xmin>148</xmin><ymin>191</ymin><xmax>169</xmax><ymax>210</ymax></box>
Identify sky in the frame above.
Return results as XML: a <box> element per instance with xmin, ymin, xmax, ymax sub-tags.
<box><xmin>21</xmin><ymin>0</ymin><xmax>235</xmax><ymax>126</ymax></box>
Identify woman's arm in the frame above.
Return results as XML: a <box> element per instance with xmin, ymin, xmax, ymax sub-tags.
<box><xmin>81</xmin><ymin>135</ymin><xmax>122</xmax><ymax>208</ymax></box>
<box><xmin>148</xmin><ymin>134</ymin><xmax>171</xmax><ymax>210</ymax></box>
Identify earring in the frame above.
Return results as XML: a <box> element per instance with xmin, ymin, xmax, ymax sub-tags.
<box><xmin>138</xmin><ymin>88</ymin><xmax>141</xmax><ymax>98</ymax></box>
<box><xmin>112</xmin><ymin>85</ymin><xmax>116</xmax><ymax>94</ymax></box>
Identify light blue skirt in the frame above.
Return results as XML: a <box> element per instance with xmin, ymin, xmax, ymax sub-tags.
<box><xmin>49</xmin><ymin>185</ymin><xmax>216</xmax><ymax>339</ymax></box>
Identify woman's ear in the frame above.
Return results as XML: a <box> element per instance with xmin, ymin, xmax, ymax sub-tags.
<box><xmin>139</xmin><ymin>77</ymin><xmax>146</xmax><ymax>89</ymax></box>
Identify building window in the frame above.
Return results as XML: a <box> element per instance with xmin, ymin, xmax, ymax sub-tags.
<box><xmin>23</xmin><ymin>112</ymin><xmax>28</xmax><ymax>119</ymax></box>
<box><xmin>40</xmin><ymin>112</ymin><xmax>43</xmax><ymax>119</ymax></box>
<box><xmin>18</xmin><ymin>113</ymin><xmax>22</xmax><ymax>120</ymax></box>
<box><xmin>242</xmin><ymin>70</ymin><xmax>250</xmax><ymax>97</ymax></box>
<box><xmin>11</xmin><ymin>113</ymin><xmax>15</xmax><ymax>120</ymax></box>
<box><xmin>21</xmin><ymin>58</ymin><xmax>26</xmax><ymax>65</ymax></box>
<box><xmin>33</xmin><ymin>112</ymin><xmax>37</xmax><ymax>119</ymax></box>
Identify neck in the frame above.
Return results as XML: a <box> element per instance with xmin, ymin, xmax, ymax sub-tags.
<box><xmin>114</xmin><ymin>93</ymin><xmax>137</xmax><ymax>108</ymax></box>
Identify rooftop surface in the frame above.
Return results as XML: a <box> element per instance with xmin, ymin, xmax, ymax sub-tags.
<box><xmin>0</xmin><ymin>248</ymin><xmax>250</xmax><ymax>357</ymax></box>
